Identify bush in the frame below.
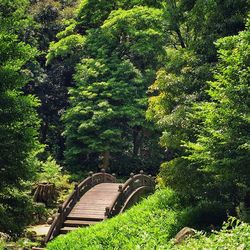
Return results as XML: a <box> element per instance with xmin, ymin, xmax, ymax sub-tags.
<box><xmin>172</xmin><ymin>218</ymin><xmax>250</xmax><ymax>249</ymax></box>
<box><xmin>178</xmin><ymin>201</ymin><xmax>229</xmax><ymax>231</ymax></box>
<box><xmin>36</xmin><ymin>156</ymin><xmax>73</xmax><ymax>203</ymax></box>
<box><xmin>0</xmin><ymin>188</ymin><xmax>34</xmax><ymax>235</ymax></box>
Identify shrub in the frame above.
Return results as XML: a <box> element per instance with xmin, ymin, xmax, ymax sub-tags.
<box><xmin>36</xmin><ymin>156</ymin><xmax>73</xmax><ymax>203</ymax></box>
<box><xmin>0</xmin><ymin>188</ymin><xmax>34</xmax><ymax>235</ymax></box>
<box><xmin>172</xmin><ymin>218</ymin><xmax>250</xmax><ymax>249</ymax></box>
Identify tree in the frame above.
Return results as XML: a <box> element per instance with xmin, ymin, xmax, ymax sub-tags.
<box><xmin>147</xmin><ymin>0</ymin><xmax>249</xmax><ymax>203</ymax></box>
<box><xmin>63</xmin><ymin>58</ymin><xmax>144</xmax><ymax>170</ymax></box>
<box><xmin>62</xmin><ymin>6</ymin><xmax>166</xmax><ymax>172</ymax></box>
<box><xmin>186</xmin><ymin>22</ymin><xmax>250</xmax><ymax>205</ymax></box>
<box><xmin>0</xmin><ymin>0</ymin><xmax>40</xmax><ymax>234</ymax></box>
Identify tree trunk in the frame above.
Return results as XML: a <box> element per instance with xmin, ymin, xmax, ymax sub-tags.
<box><xmin>133</xmin><ymin>127</ymin><xmax>144</xmax><ymax>156</ymax></box>
<box><xmin>175</xmin><ymin>28</ymin><xmax>186</xmax><ymax>48</ymax></box>
<box><xmin>33</xmin><ymin>183</ymin><xmax>56</xmax><ymax>205</ymax></box>
<box><xmin>98</xmin><ymin>151</ymin><xmax>110</xmax><ymax>170</ymax></box>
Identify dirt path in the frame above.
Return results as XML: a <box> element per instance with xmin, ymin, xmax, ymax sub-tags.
<box><xmin>27</xmin><ymin>224</ymin><xmax>50</xmax><ymax>236</ymax></box>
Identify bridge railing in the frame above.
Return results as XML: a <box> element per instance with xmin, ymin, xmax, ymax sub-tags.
<box><xmin>44</xmin><ymin>170</ymin><xmax>116</xmax><ymax>244</ymax></box>
<box><xmin>106</xmin><ymin>170</ymin><xmax>155</xmax><ymax>218</ymax></box>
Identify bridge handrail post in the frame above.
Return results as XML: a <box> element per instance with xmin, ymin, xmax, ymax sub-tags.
<box><xmin>74</xmin><ymin>184</ymin><xmax>79</xmax><ymax>201</ymax></box>
<box><xmin>57</xmin><ymin>205</ymin><xmax>63</xmax><ymax>226</ymax></box>
<box><xmin>101</xmin><ymin>168</ymin><xmax>106</xmax><ymax>182</ymax></box>
<box><xmin>112</xmin><ymin>173</ymin><xmax>116</xmax><ymax>183</ymax></box>
<box><xmin>139</xmin><ymin>170</ymin><xmax>145</xmax><ymax>186</ymax></box>
<box><xmin>105</xmin><ymin>207</ymin><xmax>110</xmax><ymax>217</ymax></box>
<box><xmin>130</xmin><ymin>172</ymin><xmax>134</xmax><ymax>189</ymax></box>
<box><xmin>44</xmin><ymin>204</ymin><xmax>63</xmax><ymax>243</ymax></box>
<box><xmin>89</xmin><ymin>171</ymin><xmax>94</xmax><ymax>186</ymax></box>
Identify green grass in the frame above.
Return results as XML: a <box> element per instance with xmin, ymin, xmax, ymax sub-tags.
<box><xmin>46</xmin><ymin>189</ymin><xmax>250</xmax><ymax>250</ymax></box>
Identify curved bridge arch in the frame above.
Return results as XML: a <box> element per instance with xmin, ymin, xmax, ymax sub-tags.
<box><xmin>44</xmin><ymin>170</ymin><xmax>155</xmax><ymax>244</ymax></box>
<box><xmin>106</xmin><ymin>171</ymin><xmax>155</xmax><ymax>218</ymax></box>
<box><xmin>120</xmin><ymin>185</ymin><xmax>153</xmax><ymax>213</ymax></box>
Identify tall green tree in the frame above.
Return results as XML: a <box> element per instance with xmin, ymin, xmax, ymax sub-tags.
<box><xmin>0</xmin><ymin>0</ymin><xmax>40</xmax><ymax>234</ymax></box>
<box><xmin>186</xmin><ymin>22</ymin><xmax>250</xmax><ymax>205</ymax></box>
<box><xmin>147</xmin><ymin>0</ymin><xmax>249</xmax><ymax>203</ymax></box>
<box><xmin>60</xmin><ymin>6</ymin><xmax>166</xmax><ymax>172</ymax></box>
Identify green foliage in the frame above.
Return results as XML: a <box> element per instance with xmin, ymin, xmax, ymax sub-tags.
<box><xmin>62</xmin><ymin>5</ymin><xmax>166</xmax><ymax>172</ymax></box>
<box><xmin>76</xmin><ymin>0</ymin><xmax>116</xmax><ymax>31</ymax></box>
<box><xmin>0</xmin><ymin>188</ymin><xmax>34</xmax><ymax>235</ymax></box>
<box><xmin>0</xmin><ymin>0</ymin><xmax>41</xmax><ymax>235</ymax></box>
<box><xmin>63</xmin><ymin>57</ymin><xmax>144</xmax><ymax>169</ymax></box>
<box><xmin>36</xmin><ymin>156</ymin><xmax>73</xmax><ymax>202</ymax></box>
<box><xmin>185</xmin><ymin>0</ymin><xmax>249</xmax><ymax>60</ymax></box>
<box><xmin>37</xmin><ymin>157</ymin><xmax>71</xmax><ymax>187</ymax></box>
<box><xmin>76</xmin><ymin>0</ymin><xmax>163</xmax><ymax>32</ymax></box>
<box><xmin>147</xmin><ymin>48</ymin><xmax>211</xmax><ymax>201</ymax></box>
<box><xmin>46</xmin><ymin>34</ymin><xmax>85</xmax><ymax>65</ymax></box>
<box><xmin>185</xmin><ymin>24</ymin><xmax>250</xmax><ymax>204</ymax></box>
<box><xmin>27</xmin><ymin>0</ymin><xmax>80</xmax><ymax>163</ymax></box>
<box><xmin>30</xmin><ymin>0</ymin><xmax>79</xmax><ymax>51</ymax></box>
<box><xmin>100</xmin><ymin>6</ymin><xmax>165</xmax><ymax>69</ymax></box>
<box><xmin>147</xmin><ymin>1</ymin><xmax>249</xmax><ymax>205</ymax></box>
<box><xmin>31</xmin><ymin>202</ymin><xmax>48</xmax><ymax>224</ymax></box>
<box><xmin>173</xmin><ymin>218</ymin><xmax>250</xmax><ymax>249</ymax></box>
<box><xmin>1</xmin><ymin>0</ymin><xmax>249</xmax><ymax>240</ymax></box>
<box><xmin>147</xmin><ymin>48</ymin><xmax>211</xmax><ymax>152</ymax></box>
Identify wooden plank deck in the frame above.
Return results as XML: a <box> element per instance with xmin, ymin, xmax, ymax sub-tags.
<box><xmin>69</xmin><ymin>183</ymin><xmax>120</xmax><ymax>218</ymax></box>
<box><xmin>60</xmin><ymin>183</ymin><xmax>121</xmax><ymax>233</ymax></box>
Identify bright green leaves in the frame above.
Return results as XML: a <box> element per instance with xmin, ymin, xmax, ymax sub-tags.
<box><xmin>76</xmin><ymin>0</ymin><xmax>163</xmax><ymax>33</ymax></box>
<box><xmin>184</xmin><ymin>24</ymin><xmax>250</xmax><ymax>204</ymax></box>
<box><xmin>147</xmin><ymin>9</ymin><xmax>249</xmax><ymax>204</ymax></box>
<box><xmin>63</xmin><ymin>57</ymin><xmax>145</xmax><ymax>168</ymax></box>
<box><xmin>46</xmin><ymin>34</ymin><xmax>85</xmax><ymax>64</ymax></box>
<box><xmin>76</xmin><ymin>0</ymin><xmax>116</xmax><ymax>31</ymax></box>
<box><xmin>147</xmin><ymin>48</ymin><xmax>211</xmax><ymax>151</ymax></box>
<box><xmin>60</xmin><ymin>3</ymin><xmax>166</xmax><ymax>171</ymax></box>
<box><xmin>0</xmin><ymin>34</ymin><xmax>37</xmax><ymax>92</ymax></box>
<box><xmin>100</xmin><ymin>7</ymin><xmax>165</xmax><ymax>69</ymax></box>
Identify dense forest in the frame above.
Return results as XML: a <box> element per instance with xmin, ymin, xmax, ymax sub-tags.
<box><xmin>0</xmin><ymin>0</ymin><xmax>249</xmax><ymax>249</ymax></box>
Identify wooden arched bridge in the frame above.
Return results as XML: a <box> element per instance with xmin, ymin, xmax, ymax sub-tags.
<box><xmin>44</xmin><ymin>170</ymin><xmax>155</xmax><ymax>243</ymax></box>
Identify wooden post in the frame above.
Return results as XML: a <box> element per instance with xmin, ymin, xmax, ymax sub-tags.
<box><xmin>58</xmin><ymin>205</ymin><xmax>63</xmax><ymax>213</ymax></box>
<box><xmin>101</xmin><ymin>168</ymin><xmax>106</xmax><ymax>182</ymax></box>
<box><xmin>130</xmin><ymin>172</ymin><xmax>134</xmax><ymax>189</ymax></box>
<box><xmin>112</xmin><ymin>173</ymin><xmax>116</xmax><ymax>183</ymax></box>
<box><xmin>105</xmin><ymin>207</ymin><xmax>110</xmax><ymax>217</ymax></box>
<box><xmin>74</xmin><ymin>184</ymin><xmax>79</xmax><ymax>201</ymax></box>
<box><xmin>89</xmin><ymin>171</ymin><xmax>93</xmax><ymax>186</ymax></box>
<box><xmin>33</xmin><ymin>183</ymin><xmax>56</xmax><ymax>205</ymax></box>
<box><xmin>140</xmin><ymin>170</ymin><xmax>145</xmax><ymax>185</ymax></box>
<box><xmin>118</xmin><ymin>185</ymin><xmax>123</xmax><ymax>192</ymax></box>
<box><xmin>57</xmin><ymin>205</ymin><xmax>63</xmax><ymax>229</ymax></box>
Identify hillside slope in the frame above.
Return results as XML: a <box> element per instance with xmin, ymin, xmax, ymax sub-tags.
<box><xmin>46</xmin><ymin>189</ymin><xmax>250</xmax><ymax>249</ymax></box>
